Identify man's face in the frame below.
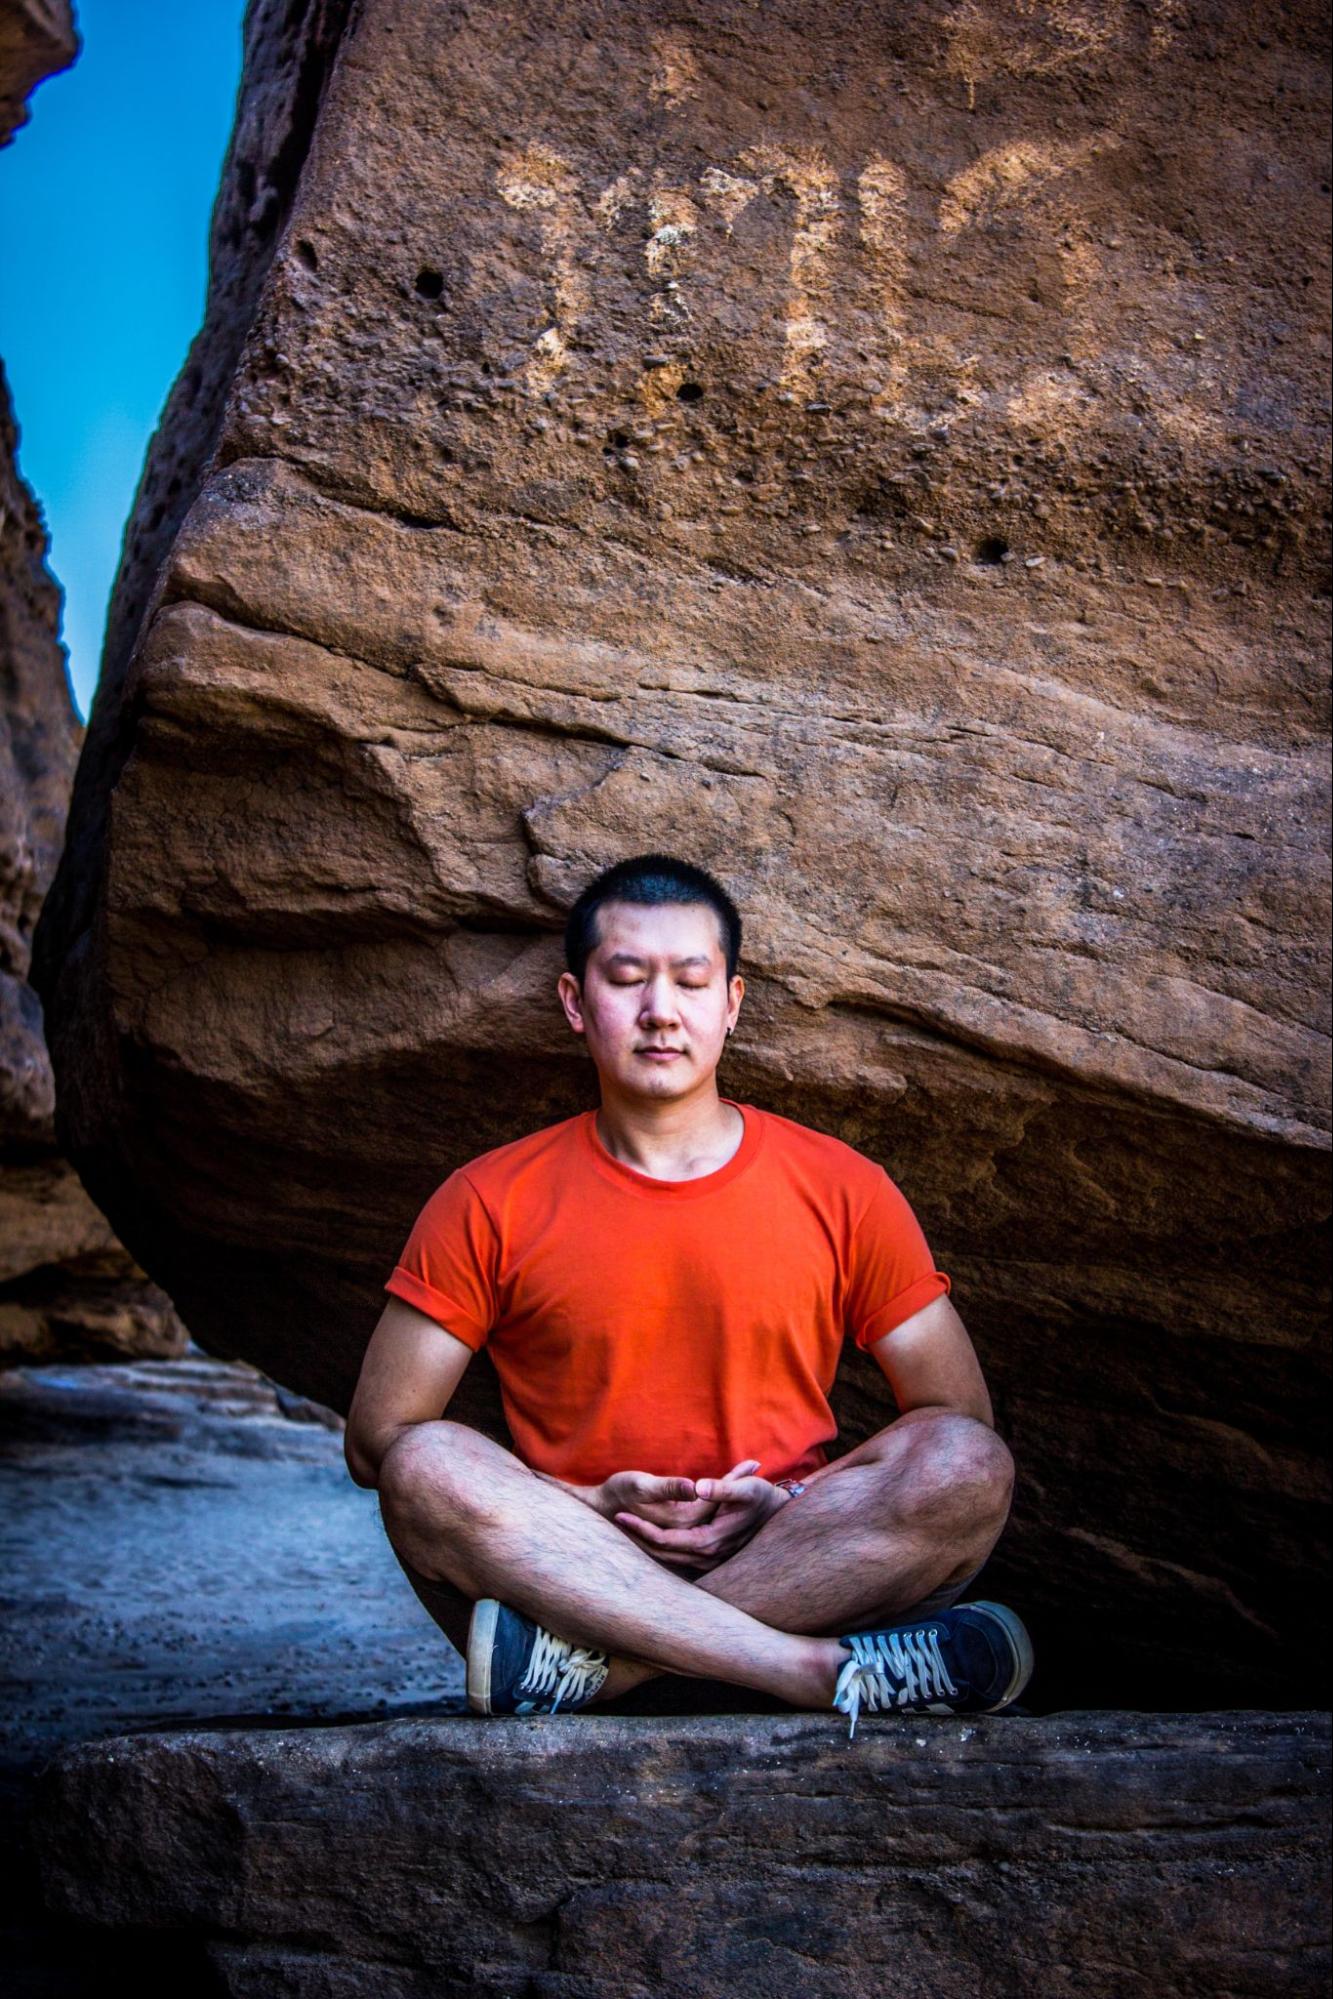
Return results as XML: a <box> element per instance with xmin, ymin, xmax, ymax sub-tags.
<box><xmin>557</xmin><ymin>898</ymin><xmax>744</xmax><ymax>1102</ymax></box>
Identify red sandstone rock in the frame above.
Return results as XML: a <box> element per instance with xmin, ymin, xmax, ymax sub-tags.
<box><xmin>0</xmin><ymin>0</ymin><xmax>186</xmax><ymax>1366</ymax></box>
<box><xmin>29</xmin><ymin>0</ymin><xmax>1331</xmax><ymax>1705</ymax></box>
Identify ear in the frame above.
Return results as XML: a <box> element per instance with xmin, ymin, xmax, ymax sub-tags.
<box><xmin>726</xmin><ymin>972</ymin><xmax>745</xmax><ymax>1033</ymax></box>
<box><xmin>557</xmin><ymin>970</ymin><xmax>586</xmax><ymax>1035</ymax></box>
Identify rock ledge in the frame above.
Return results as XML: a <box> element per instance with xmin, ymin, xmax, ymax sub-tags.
<box><xmin>32</xmin><ymin>1708</ymin><xmax>1331</xmax><ymax>1997</ymax></box>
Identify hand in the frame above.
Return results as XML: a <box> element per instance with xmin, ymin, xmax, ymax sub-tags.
<box><xmin>594</xmin><ymin>1467</ymin><xmax>718</xmax><ymax>1532</ymax></box>
<box><xmin>611</xmin><ymin>1459</ymin><xmax>786</xmax><ymax>1571</ymax></box>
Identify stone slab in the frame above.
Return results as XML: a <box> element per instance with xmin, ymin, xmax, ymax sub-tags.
<box><xmin>31</xmin><ymin>1708</ymin><xmax>1332</xmax><ymax>1998</ymax></box>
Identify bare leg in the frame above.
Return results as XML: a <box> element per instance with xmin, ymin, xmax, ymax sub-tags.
<box><xmin>379</xmin><ymin>1409</ymin><xmax>1013</xmax><ymax>1710</ymax></box>
<box><xmin>377</xmin><ymin>1421</ymin><xmax>848</xmax><ymax>1708</ymax></box>
<box><xmin>589</xmin><ymin>1407</ymin><xmax>1015</xmax><ymax>1702</ymax></box>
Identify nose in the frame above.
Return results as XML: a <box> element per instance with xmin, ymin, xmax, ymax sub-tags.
<box><xmin>639</xmin><ymin>974</ymin><xmax>680</xmax><ymax>1028</ymax></box>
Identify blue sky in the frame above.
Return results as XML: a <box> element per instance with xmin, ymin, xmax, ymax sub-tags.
<box><xmin>0</xmin><ymin>1</ymin><xmax>245</xmax><ymax>724</ymax></box>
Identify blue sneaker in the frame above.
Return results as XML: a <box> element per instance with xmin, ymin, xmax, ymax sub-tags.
<box><xmin>832</xmin><ymin>1600</ymin><xmax>1033</xmax><ymax>1739</ymax></box>
<box><xmin>466</xmin><ymin>1597</ymin><xmax>611</xmax><ymax>1716</ymax></box>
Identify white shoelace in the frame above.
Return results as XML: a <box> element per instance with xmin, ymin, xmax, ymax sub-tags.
<box><xmin>832</xmin><ymin>1626</ymin><xmax>959</xmax><ymax>1740</ymax></box>
<box><xmin>517</xmin><ymin>1625</ymin><xmax>610</xmax><ymax>1714</ymax></box>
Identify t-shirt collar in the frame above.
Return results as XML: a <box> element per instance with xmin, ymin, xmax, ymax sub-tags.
<box><xmin>581</xmin><ymin>1099</ymin><xmax>764</xmax><ymax>1197</ymax></box>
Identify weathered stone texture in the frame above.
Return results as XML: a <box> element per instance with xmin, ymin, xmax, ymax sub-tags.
<box><xmin>0</xmin><ymin>0</ymin><xmax>80</xmax><ymax>1165</ymax></box>
<box><xmin>0</xmin><ymin>1</ymin><xmax>190</xmax><ymax>1366</ymax></box>
<box><xmin>28</xmin><ymin>0</ymin><xmax>1332</xmax><ymax>1705</ymax></box>
<box><xmin>31</xmin><ymin>1711</ymin><xmax>1333</xmax><ymax>1997</ymax></box>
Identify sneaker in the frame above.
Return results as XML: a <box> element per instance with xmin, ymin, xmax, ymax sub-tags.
<box><xmin>832</xmin><ymin>1599</ymin><xmax>1033</xmax><ymax>1739</ymax></box>
<box><xmin>466</xmin><ymin>1597</ymin><xmax>611</xmax><ymax>1716</ymax></box>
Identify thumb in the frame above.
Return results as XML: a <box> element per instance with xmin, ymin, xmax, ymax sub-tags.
<box><xmin>642</xmin><ymin>1473</ymin><xmax>697</xmax><ymax>1503</ymax></box>
<box><xmin>698</xmin><ymin>1462</ymin><xmax>762</xmax><ymax>1501</ymax></box>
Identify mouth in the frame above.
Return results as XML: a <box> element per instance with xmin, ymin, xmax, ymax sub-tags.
<box><xmin>637</xmin><ymin>1047</ymin><xmax>685</xmax><ymax>1060</ymax></box>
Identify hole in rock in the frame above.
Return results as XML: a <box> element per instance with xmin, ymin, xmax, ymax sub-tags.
<box><xmin>295</xmin><ymin>239</ymin><xmax>318</xmax><ymax>272</ymax></box>
<box><xmin>676</xmin><ymin>381</ymin><xmax>705</xmax><ymax>403</ymax></box>
<box><xmin>414</xmin><ymin>267</ymin><xmax>446</xmax><ymax>302</ymax></box>
<box><xmin>974</xmin><ymin>535</ymin><xmax>1010</xmax><ymax>564</ymax></box>
<box><xmin>604</xmin><ymin>429</ymin><xmax>631</xmax><ymax>453</ymax></box>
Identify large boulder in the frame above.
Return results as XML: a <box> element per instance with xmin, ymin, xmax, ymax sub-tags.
<box><xmin>29</xmin><ymin>0</ymin><xmax>1331</xmax><ymax>1707</ymax></box>
<box><xmin>0</xmin><ymin>0</ymin><xmax>187</xmax><ymax>1366</ymax></box>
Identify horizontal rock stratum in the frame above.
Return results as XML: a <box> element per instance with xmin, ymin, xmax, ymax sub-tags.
<box><xmin>31</xmin><ymin>1711</ymin><xmax>1333</xmax><ymax>1997</ymax></box>
<box><xmin>30</xmin><ymin>0</ymin><xmax>1331</xmax><ymax>1707</ymax></box>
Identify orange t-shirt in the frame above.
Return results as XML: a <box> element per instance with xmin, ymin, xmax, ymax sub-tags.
<box><xmin>383</xmin><ymin>1100</ymin><xmax>950</xmax><ymax>1485</ymax></box>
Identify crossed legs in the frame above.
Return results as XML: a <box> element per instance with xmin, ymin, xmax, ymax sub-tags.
<box><xmin>377</xmin><ymin>1408</ymin><xmax>1015</xmax><ymax>1711</ymax></box>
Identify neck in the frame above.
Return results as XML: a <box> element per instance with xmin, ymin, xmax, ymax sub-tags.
<box><xmin>593</xmin><ymin>1077</ymin><xmax>744</xmax><ymax>1182</ymax></box>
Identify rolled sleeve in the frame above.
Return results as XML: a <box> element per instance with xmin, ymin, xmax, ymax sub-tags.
<box><xmin>382</xmin><ymin>1169</ymin><xmax>499</xmax><ymax>1351</ymax></box>
<box><xmin>844</xmin><ymin>1168</ymin><xmax>952</xmax><ymax>1353</ymax></box>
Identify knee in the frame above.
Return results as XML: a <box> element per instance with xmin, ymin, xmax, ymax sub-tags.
<box><xmin>377</xmin><ymin>1420</ymin><xmax>494</xmax><ymax>1541</ymax></box>
<box><xmin>895</xmin><ymin>1413</ymin><xmax>1015</xmax><ymax>1531</ymax></box>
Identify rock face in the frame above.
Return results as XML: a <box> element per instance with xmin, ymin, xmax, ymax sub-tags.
<box><xmin>29</xmin><ymin>0</ymin><xmax>1332</xmax><ymax>1706</ymax></box>
<box><xmin>31</xmin><ymin>1710</ymin><xmax>1333</xmax><ymax>1997</ymax></box>
<box><xmin>0</xmin><ymin>0</ymin><xmax>188</xmax><ymax>1366</ymax></box>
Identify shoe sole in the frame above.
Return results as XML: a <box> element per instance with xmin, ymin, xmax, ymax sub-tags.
<box><xmin>967</xmin><ymin>1599</ymin><xmax>1035</xmax><ymax>1710</ymax></box>
<box><xmin>466</xmin><ymin>1596</ymin><xmax>500</xmax><ymax>1715</ymax></box>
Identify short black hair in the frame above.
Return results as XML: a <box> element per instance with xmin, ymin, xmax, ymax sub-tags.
<box><xmin>564</xmin><ymin>853</ymin><xmax>742</xmax><ymax>984</ymax></box>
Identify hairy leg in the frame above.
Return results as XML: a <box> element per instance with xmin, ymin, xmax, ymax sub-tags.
<box><xmin>588</xmin><ymin>1408</ymin><xmax>1015</xmax><ymax>1703</ymax></box>
<box><xmin>377</xmin><ymin>1420</ymin><xmax>850</xmax><ymax>1708</ymax></box>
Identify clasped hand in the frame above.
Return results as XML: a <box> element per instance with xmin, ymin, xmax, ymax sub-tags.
<box><xmin>597</xmin><ymin>1459</ymin><xmax>787</xmax><ymax>1571</ymax></box>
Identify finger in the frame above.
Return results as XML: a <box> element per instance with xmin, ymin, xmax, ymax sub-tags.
<box><xmin>634</xmin><ymin>1473</ymin><xmax>698</xmax><ymax>1504</ymax></box>
<box><xmin>627</xmin><ymin>1519</ymin><xmax>751</xmax><ymax>1567</ymax></box>
<box><xmin>614</xmin><ymin>1513</ymin><xmax>715</xmax><ymax>1553</ymax></box>
<box><xmin>695</xmin><ymin>1474</ymin><xmax>768</xmax><ymax>1505</ymax></box>
<box><xmin>647</xmin><ymin>1546</ymin><xmax>713</xmax><ymax>1570</ymax></box>
<box><xmin>614</xmin><ymin>1500</ymin><xmax>719</xmax><ymax>1535</ymax></box>
<box><xmin>641</xmin><ymin>1499</ymin><xmax>717</xmax><ymax>1527</ymax></box>
<box><xmin>696</xmin><ymin>1468</ymin><xmax>761</xmax><ymax>1500</ymax></box>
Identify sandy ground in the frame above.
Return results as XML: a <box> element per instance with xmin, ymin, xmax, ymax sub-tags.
<box><xmin>0</xmin><ymin>1347</ymin><xmax>464</xmax><ymax>1993</ymax></box>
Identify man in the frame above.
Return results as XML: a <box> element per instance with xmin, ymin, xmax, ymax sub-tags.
<box><xmin>346</xmin><ymin>854</ymin><xmax>1032</xmax><ymax>1737</ymax></box>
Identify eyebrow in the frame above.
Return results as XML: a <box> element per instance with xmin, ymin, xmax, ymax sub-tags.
<box><xmin>605</xmin><ymin>952</ymin><xmax>714</xmax><ymax>969</ymax></box>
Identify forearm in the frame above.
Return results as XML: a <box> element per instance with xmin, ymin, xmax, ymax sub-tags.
<box><xmin>893</xmin><ymin>1389</ymin><xmax>995</xmax><ymax>1431</ymax></box>
<box><xmin>868</xmin><ymin>1298</ymin><xmax>996</xmax><ymax>1429</ymax></box>
<box><xmin>530</xmin><ymin>1467</ymin><xmax>609</xmax><ymax>1515</ymax></box>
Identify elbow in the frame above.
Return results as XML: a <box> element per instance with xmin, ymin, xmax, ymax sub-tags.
<box><xmin>344</xmin><ymin>1418</ymin><xmax>417</xmax><ymax>1490</ymax></box>
<box><xmin>344</xmin><ymin>1425</ymin><xmax>385</xmax><ymax>1489</ymax></box>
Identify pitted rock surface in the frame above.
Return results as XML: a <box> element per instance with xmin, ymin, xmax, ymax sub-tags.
<box><xmin>30</xmin><ymin>1709</ymin><xmax>1333</xmax><ymax>1998</ymax></box>
<box><xmin>29</xmin><ymin>0</ymin><xmax>1332</xmax><ymax>1705</ymax></box>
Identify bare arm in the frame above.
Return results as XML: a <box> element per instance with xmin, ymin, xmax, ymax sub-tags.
<box><xmin>343</xmin><ymin>1296</ymin><xmax>477</xmax><ymax>1487</ymax></box>
<box><xmin>345</xmin><ymin>1298</ymin><xmax>707</xmax><ymax>1545</ymax></box>
<box><xmin>866</xmin><ymin>1292</ymin><xmax>995</xmax><ymax>1428</ymax></box>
